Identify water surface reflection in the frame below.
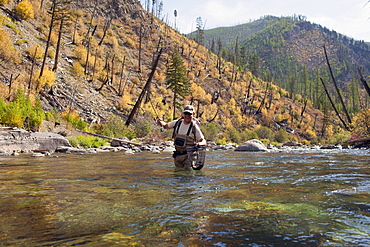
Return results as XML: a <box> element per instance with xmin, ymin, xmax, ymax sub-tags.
<box><xmin>0</xmin><ymin>149</ymin><xmax>369</xmax><ymax>246</ymax></box>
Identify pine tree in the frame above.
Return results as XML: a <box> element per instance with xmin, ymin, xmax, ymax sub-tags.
<box><xmin>196</xmin><ymin>17</ymin><xmax>205</xmax><ymax>46</ymax></box>
<box><xmin>166</xmin><ymin>50</ymin><xmax>190</xmax><ymax>119</ymax></box>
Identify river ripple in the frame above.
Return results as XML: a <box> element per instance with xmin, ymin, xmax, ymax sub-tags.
<box><xmin>0</xmin><ymin>149</ymin><xmax>369</xmax><ymax>246</ymax></box>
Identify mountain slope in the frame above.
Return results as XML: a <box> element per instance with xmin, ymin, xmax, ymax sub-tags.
<box><xmin>1</xmin><ymin>1</ymin><xmax>349</xmax><ymax>144</ymax></box>
<box><xmin>199</xmin><ymin>16</ymin><xmax>370</xmax><ymax>105</ymax></box>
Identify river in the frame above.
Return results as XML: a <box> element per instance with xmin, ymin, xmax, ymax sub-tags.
<box><xmin>0</xmin><ymin>149</ymin><xmax>369</xmax><ymax>246</ymax></box>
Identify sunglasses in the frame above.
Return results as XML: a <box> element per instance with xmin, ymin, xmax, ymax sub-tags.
<box><xmin>184</xmin><ymin>112</ymin><xmax>192</xmax><ymax>115</ymax></box>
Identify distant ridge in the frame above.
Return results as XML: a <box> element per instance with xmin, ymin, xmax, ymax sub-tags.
<box><xmin>190</xmin><ymin>15</ymin><xmax>370</xmax><ymax>97</ymax></box>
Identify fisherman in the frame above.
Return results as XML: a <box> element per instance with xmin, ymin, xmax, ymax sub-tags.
<box><xmin>157</xmin><ymin>105</ymin><xmax>206</xmax><ymax>169</ymax></box>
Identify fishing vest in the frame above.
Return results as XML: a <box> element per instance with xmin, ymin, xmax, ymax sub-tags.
<box><xmin>172</xmin><ymin>119</ymin><xmax>197</xmax><ymax>152</ymax></box>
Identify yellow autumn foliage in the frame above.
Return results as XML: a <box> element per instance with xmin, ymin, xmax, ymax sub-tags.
<box><xmin>352</xmin><ymin>108</ymin><xmax>370</xmax><ymax>137</ymax></box>
<box><xmin>118</xmin><ymin>93</ymin><xmax>132</xmax><ymax>111</ymax></box>
<box><xmin>27</xmin><ymin>45</ymin><xmax>44</xmax><ymax>60</ymax></box>
<box><xmin>15</xmin><ymin>0</ymin><xmax>34</xmax><ymax>20</ymax></box>
<box><xmin>0</xmin><ymin>29</ymin><xmax>21</xmax><ymax>64</ymax></box>
<box><xmin>74</xmin><ymin>46</ymin><xmax>88</xmax><ymax>65</ymax></box>
<box><xmin>35</xmin><ymin>68</ymin><xmax>56</xmax><ymax>89</ymax></box>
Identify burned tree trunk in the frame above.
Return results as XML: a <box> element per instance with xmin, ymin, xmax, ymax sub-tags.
<box><xmin>358</xmin><ymin>67</ymin><xmax>370</xmax><ymax>97</ymax></box>
<box><xmin>28</xmin><ymin>46</ymin><xmax>38</xmax><ymax>91</ymax></box>
<box><xmin>320</xmin><ymin>78</ymin><xmax>349</xmax><ymax>130</ymax></box>
<box><xmin>125</xmin><ymin>48</ymin><xmax>163</xmax><ymax>126</ymax></box>
<box><xmin>323</xmin><ymin>45</ymin><xmax>351</xmax><ymax>124</ymax></box>
<box><xmin>98</xmin><ymin>17</ymin><xmax>111</xmax><ymax>46</ymax></box>
<box><xmin>118</xmin><ymin>56</ymin><xmax>126</xmax><ymax>96</ymax></box>
<box><xmin>53</xmin><ymin>17</ymin><xmax>64</xmax><ymax>72</ymax></box>
<box><xmin>39</xmin><ymin>0</ymin><xmax>57</xmax><ymax>80</ymax></box>
<box><xmin>84</xmin><ymin>37</ymin><xmax>91</xmax><ymax>76</ymax></box>
<box><xmin>298</xmin><ymin>98</ymin><xmax>308</xmax><ymax>127</ymax></box>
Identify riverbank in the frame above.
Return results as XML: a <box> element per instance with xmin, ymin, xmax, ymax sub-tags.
<box><xmin>0</xmin><ymin>127</ymin><xmax>368</xmax><ymax>157</ymax></box>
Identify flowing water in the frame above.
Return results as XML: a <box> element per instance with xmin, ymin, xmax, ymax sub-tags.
<box><xmin>0</xmin><ymin>149</ymin><xmax>369</xmax><ymax>246</ymax></box>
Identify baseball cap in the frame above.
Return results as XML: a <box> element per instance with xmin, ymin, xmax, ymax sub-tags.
<box><xmin>183</xmin><ymin>105</ymin><xmax>194</xmax><ymax>114</ymax></box>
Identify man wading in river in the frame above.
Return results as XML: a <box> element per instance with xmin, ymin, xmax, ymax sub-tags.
<box><xmin>157</xmin><ymin>105</ymin><xmax>206</xmax><ymax>169</ymax></box>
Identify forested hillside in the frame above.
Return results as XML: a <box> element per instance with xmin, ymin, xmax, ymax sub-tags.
<box><xmin>196</xmin><ymin>15</ymin><xmax>370</xmax><ymax>122</ymax></box>
<box><xmin>0</xmin><ymin>0</ymin><xmax>369</xmax><ymax>146</ymax></box>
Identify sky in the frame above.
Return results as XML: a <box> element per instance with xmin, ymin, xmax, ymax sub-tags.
<box><xmin>138</xmin><ymin>0</ymin><xmax>370</xmax><ymax>42</ymax></box>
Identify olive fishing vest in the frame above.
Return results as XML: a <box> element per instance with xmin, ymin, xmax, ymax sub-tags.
<box><xmin>173</xmin><ymin>119</ymin><xmax>196</xmax><ymax>153</ymax></box>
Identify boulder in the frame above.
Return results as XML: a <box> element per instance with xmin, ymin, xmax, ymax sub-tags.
<box><xmin>235</xmin><ymin>139</ymin><xmax>268</xmax><ymax>152</ymax></box>
<box><xmin>282</xmin><ymin>141</ymin><xmax>303</xmax><ymax>147</ymax></box>
<box><xmin>0</xmin><ymin>127</ymin><xmax>71</xmax><ymax>154</ymax></box>
<box><xmin>162</xmin><ymin>146</ymin><xmax>176</xmax><ymax>153</ymax></box>
<box><xmin>111</xmin><ymin>137</ymin><xmax>132</xmax><ymax>147</ymax></box>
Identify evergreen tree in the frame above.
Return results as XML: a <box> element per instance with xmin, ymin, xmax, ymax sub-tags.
<box><xmin>247</xmin><ymin>51</ymin><xmax>260</xmax><ymax>77</ymax></box>
<box><xmin>196</xmin><ymin>17</ymin><xmax>205</xmax><ymax>46</ymax></box>
<box><xmin>166</xmin><ymin>50</ymin><xmax>191</xmax><ymax>119</ymax></box>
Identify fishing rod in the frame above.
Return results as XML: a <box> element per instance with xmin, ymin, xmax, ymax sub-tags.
<box><xmin>148</xmin><ymin>93</ymin><xmax>164</xmax><ymax>132</ymax></box>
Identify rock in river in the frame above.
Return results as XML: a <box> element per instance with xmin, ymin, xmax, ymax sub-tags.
<box><xmin>0</xmin><ymin>127</ymin><xmax>71</xmax><ymax>154</ymax></box>
<box><xmin>235</xmin><ymin>139</ymin><xmax>268</xmax><ymax>152</ymax></box>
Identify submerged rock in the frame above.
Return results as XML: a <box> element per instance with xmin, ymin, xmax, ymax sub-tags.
<box><xmin>235</xmin><ymin>139</ymin><xmax>267</xmax><ymax>152</ymax></box>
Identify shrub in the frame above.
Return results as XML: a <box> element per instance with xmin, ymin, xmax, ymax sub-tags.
<box><xmin>328</xmin><ymin>131</ymin><xmax>351</xmax><ymax>144</ymax></box>
<box><xmin>93</xmin><ymin>114</ymin><xmax>136</xmax><ymax>139</ymax></box>
<box><xmin>260</xmin><ymin>139</ymin><xmax>270</xmax><ymax>146</ymax></box>
<box><xmin>133</xmin><ymin>117</ymin><xmax>152</xmax><ymax>138</ymax></box>
<box><xmin>62</xmin><ymin>109</ymin><xmax>88</xmax><ymax>131</ymax></box>
<box><xmin>227</xmin><ymin>127</ymin><xmax>240</xmax><ymax>143</ymax></box>
<box><xmin>15</xmin><ymin>0</ymin><xmax>34</xmax><ymax>20</ymax></box>
<box><xmin>15</xmin><ymin>39</ymin><xmax>28</xmax><ymax>45</ymax></box>
<box><xmin>25</xmin><ymin>97</ymin><xmax>44</xmax><ymax>129</ymax></box>
<box><xmin>352</xmin><ymin>109</ymin><xmax>370</xmax><ymax>137</ymax></box>
<box><xmin>68</xmin><ymin>137</ymin><xmax>79</xmax><ymax>147</ymax></box>
<box><xmin>124</xmin><ymin>37</ymin><xmax>136</xmax><ymax>49</ymax></box>
<box><xmin>74</xmin><ymin>46</ymin><xmax>87</xmax><ymax>65</ymax></box>
<box><xmin>35</xmin><ymin>68</ymin><xmax>56</xmax><ymax>90</ymax></box>
<box><xmin>68</xmin><ymin>135</ymin><xmax>107</xmax><ymax>148</ymax></box>
<box><xmin>0</xmin><ymin>29</ymin><xmax>21</xmax><ymax>64</ymax></box>
<box><xmin>240</xmin><ymin>129</ymin><xmax>258</xmax><ymax>142</ymax></box>
<box><xmin>202</xmin><ymin>122</ymin><xmax>220</xmax><ymax>141</ymax></box>
<box><xmin>256</xmin><ymin>126</ymin><xmax>274</xmax><ymax>140</ymax></box>
<box><xmin>0</xmin><ymin>90</ymin><xmax>45</xmax><ymax>130</ymax></box>
<box><xmin>72</xmin><ymin>61</ymin><xmax>84</xmax><ymax>76</ymax></box>
<box><xmin>274</xmin><ymin>128</ymin><xmax>289</xmax><ymax>143</ymax></box>
<box><xmin>45</xmin><ymin>108</ymin><xmax>60</xmax><ymax>122</ymax></box>
<box><xmin>215</xmin><ymin>137</ymin><xmax>228</xmax><ymax>145</ymax></box>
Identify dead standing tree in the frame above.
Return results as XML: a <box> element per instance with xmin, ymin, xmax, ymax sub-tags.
<box><xmin>323</xmin><ymin>45</ymin><xmax>352</xmax><ymax>125</ymax></box>
<box><xmin>28</xmin><ymin>46</ymin><xmax>38</xmax><ymax>91</ymax></box>
<box><xmin>358</xmin><ymin>67</ymin><xmax>370</xmax><ymax>97</ymax></box>
<box><xmin>38</xmin><ymin>0</ymin><xmax>57</xmax><ymax>80</ymax></box>
<box><xmin>96</xmin><ymin>52</ymin><xmax>112</xmax><ymax>91</ymax></box>
<box><xmin>125</xmin><ymin>48</ymin><xmax>163</xmax><ymax>126</ymax></box>
<box><xmin>118</xmin><ymin>56</ymin><xmax>126</xmax><ymax>96</ymax></box>
<box><xmin>53</xmin><ymin>9</ymin><xmax>72</xmax><ymax>72</ymax></box>
<box><xmin>0</xmin><ymin>62</ymin><xmax>20</xmax><ymax>100</ymax></box>
<box><xmin>320</xmin><ymin>78</ymin><xmax>349</xmax><ymax>130</ymax></box>
<box><xmin>98</xmin><ymin>17</ymin><xmax>112</xmax><ymax>46</ymax></box>
<box><xmin>39</xmin><ymin>0</ymin><xmax>71</xmax><ymax>79</ymax></box>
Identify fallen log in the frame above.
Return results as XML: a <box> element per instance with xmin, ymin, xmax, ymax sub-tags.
<box><xmin>76</xmin><ymin>129</ymin><xmax>141</xmax><ymax>146</ymax></box>
<box><xmin>346</xmin><ymin>137</ymin><xmax>370</xmax><ymax>144</ymax></box>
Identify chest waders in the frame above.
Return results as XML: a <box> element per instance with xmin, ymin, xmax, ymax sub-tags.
<box><xmin>173</xmin><ymin>120</ymin><xmax>196</xmax><ymax>153</ymax></box>
<box><xmin>172</xmin><ymin>119</ymin><xmax>206</xmax><ymax>170</ymax></box>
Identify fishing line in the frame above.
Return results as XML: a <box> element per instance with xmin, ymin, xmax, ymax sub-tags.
<box><xmin>147</xmin><ymin>93</ymin><xmax>164</xmax><ymax>132</ymax></box>
<box><xmin>148</xmin><ymin>95</ymin><xmax>160</xmax><ymax>119</ymax></box>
